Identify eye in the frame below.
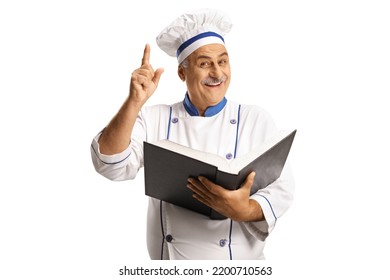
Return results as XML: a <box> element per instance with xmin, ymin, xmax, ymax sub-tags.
<box><xmin>200</xmin><ymin>61</ymin><xmax>210</xmax><ymax>68</ymax></box>
<box><xmin>219</xmin><ymin>59</ymin><xmax>228</xmax><ymax>65</ymax></box>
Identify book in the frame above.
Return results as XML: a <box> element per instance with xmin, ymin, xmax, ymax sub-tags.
<box><xmin>144</xmin><ymin>129</ymin><xmax>296</xmax><ymax>220</ymax></box>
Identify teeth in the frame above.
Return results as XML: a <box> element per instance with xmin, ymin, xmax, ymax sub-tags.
<box><xmin>202</xmin><ymin>76</ymin><xmax>227</xmax><ymax>86</ymax></box>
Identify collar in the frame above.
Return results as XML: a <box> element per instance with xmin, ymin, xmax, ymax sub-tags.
<box><xmin>183</xmin><ymin>93</ymin><xmax>227</xmax><ymax>117</ymax></box>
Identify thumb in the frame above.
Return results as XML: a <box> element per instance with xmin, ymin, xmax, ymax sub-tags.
<box><xmin>241</xmin><ymin>172</ymin><xmax>256</xmax><ymax>191</ymax></box>
<box><xmin>152</xmin><ymin>68</ymin><xmax>164</xmax><ymax>86</ymax></box>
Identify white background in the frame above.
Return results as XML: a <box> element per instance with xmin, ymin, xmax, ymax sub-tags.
<box><xmin>1</xmin><ymin>0</ymin><xmax>389</xmax><ymax>279</ymax></box>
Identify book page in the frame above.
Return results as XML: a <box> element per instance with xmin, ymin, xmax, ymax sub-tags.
<box><xmin>148</xmin><ymin>129</ymin><xmax>294</xmax><ymax>175</ymax></box>
<box><xmin>228</xmin><ymin>129</ymin><xmax>295</xmax><ymax>173</ymax></box>
<box><xmin>150</xmin><ymin>140</ymin><xmax>231</xmax><ymax>171</ymax></box>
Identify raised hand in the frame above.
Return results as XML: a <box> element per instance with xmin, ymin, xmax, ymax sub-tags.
<box><xmin>129</xmin><ymin>44</ymin><xmax>164</xmax><ymax>106</ymax></box>
<box><xmin>98</xmin><ymin>44</ymin><xmax>163</xmax><ymax>155</ymax></box>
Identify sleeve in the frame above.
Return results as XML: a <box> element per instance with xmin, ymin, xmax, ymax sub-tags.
<box><xmin>244</xmin><ymin>163</ymin><xmax>295</xmax><ymax>241</ymax></box>
<box><xmin>90</xmin><ymin>110</ymin><xmax>147</xmax><ymax>181</ymax></box>
<box><xmin>239</xmin><ymin>105</ymin><xmax>295</xmax><ymax>241</ymax></box>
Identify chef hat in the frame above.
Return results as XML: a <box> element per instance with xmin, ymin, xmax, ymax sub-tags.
<box><xmin>156</xmin><ymin>9</ymin><xmax>232</xmax><ymax>63</ymax></box>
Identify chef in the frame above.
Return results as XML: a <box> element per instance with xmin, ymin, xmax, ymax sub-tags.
<box><xmin>90</xmin><ymin>8</ymin><xmax>294</xmax><ymax>260</ymax></box>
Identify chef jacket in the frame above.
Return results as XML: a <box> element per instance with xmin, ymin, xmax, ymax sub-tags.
<box><xmin>91</xmin><ymin>94</ymin><xmax>294</xmax><ymax>260</ymax></box>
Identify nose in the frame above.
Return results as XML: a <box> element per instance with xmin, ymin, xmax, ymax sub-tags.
<box><xmin>209</xmin><ymin>64</ymin><xmax>223</xmax><ymax>78</ymax></box>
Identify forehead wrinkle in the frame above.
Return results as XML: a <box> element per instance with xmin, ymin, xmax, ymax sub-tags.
<box><xmin>195</xmin><ymin>52</ymin><xmax>229</xmax><ymax>61</ymax></box>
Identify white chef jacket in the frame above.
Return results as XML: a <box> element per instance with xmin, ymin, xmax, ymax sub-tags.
<box><xmin>91</xmin><ymin>94</ymin><xmax>294</xmax><ymax>260</ymax></box>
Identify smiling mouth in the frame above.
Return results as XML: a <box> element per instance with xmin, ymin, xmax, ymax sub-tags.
<box><xmin>202</xmin><ymin>76</ymin><xmax>227</xmax><ymax>87</ymax></box>
<box><xmin>205</xmin><ymin>81</ymin><xmax>223</xmax><ymax>87</ymax></box>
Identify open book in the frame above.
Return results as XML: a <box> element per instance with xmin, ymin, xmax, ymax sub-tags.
<box><xmin>144</xmin><ymin>129</ymin><xmax>296</xmax><ymax>219</ymax></box>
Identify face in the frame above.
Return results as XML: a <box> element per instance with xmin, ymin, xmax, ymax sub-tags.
<box><xmin>178</xmin><ymin>44</ymin><xmax>231</xmax><ymax>116</ymax></box>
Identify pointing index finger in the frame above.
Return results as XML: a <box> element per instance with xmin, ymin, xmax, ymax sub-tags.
<box><xmin>141</xmin><ymin>44</ymin><xmax>150</xmax><ymax>66</ymax></box>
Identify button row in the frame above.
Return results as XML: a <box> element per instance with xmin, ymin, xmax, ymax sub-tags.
<box><xmin>171</xmin><ymin>118</ymin><xmax>237</xmax><ymax>124</ymax></box>
<box><xmin>165</xmin><ymin>234</ymin><xmax>228</xmax><ymax>247</ymax></box>
<box><xmin>170</xmin><ymin>118</ymin><xmax>235</xmax><ymax>160</ymax></box>
<box><xmin>165</xmin><ymin>234</ymin><xmax>173</xmax><ymax>242</ymax></box>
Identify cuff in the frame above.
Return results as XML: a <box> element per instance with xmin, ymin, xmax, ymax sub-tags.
<box><xmin>91</xmin><ymin>132</ymin><xmax>132</xmax><ymax>166</ymax></box>
<box><xmin>242</xmin><ymin>194</ymin><xmax>277</xmax><ymax>241</ymax></box>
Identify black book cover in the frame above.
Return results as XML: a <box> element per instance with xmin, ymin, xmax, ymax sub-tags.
<box><xmin>144</xmin><ymin>129</ymin><xmax>296</xmax><ymax>219</ymax></box>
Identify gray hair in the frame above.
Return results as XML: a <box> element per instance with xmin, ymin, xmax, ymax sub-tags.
<box><xmin>179</xmin><ymin>58</ymin><xmax>189</xmax><ymax>69</ymax></box>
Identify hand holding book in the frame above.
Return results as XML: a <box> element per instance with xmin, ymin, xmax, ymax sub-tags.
<box><xmin>187</xmin><ymin>172</ymin><xmax>263</xmax><ymax>222</ymax></box>
<box><xmin>144</xmin><ymin>129</ymin><xmax>296</xmax><ymax>219</ymax></box>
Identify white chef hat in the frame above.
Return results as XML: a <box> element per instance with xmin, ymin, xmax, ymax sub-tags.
<box><xmin>156</xmin><ymin>9</ymin><xmax>232</xmax><ymax>64</ymax></box>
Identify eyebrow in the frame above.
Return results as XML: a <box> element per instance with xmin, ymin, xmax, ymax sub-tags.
<box><xmin>196</xmin><ymin>52</ymin><xmax>229</xmax><ymax>61</ymax></box>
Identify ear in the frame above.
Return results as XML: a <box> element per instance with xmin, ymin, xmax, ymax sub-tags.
<box><xmin>178</xmin><ymin>65</ymin><xmax>185</xmax><ymax>81</ymax></box>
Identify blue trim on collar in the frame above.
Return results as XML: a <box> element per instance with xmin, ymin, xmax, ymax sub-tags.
<box><xmin>183</xmin><ymin>93</ymin><xmax>227</xmax><ymax>117</ymax></box>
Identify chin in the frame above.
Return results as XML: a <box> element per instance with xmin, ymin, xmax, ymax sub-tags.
<box><xmin>207</xmin><ymin>87</ymin><xmax>227</xmax><ymax>97</ymax></box>
<box><xmin>207</xmin><ymin>93</ymin><xmax>226</xmax><ymax>104</ymax></box>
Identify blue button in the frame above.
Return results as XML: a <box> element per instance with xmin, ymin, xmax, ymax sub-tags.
<box><xmin>165</xmin><ymin>234</ymin><xmax>173</xmax><ymax>242</ymax></box>
<box><xmin>219</xmin><ymin>239</ymin><xmax>227</xmax><ymax>247</ymax></box>
<box><xmin>172</xmin><ymin>117</ymin><xmax>178</xmax><ymax>124</ymax></box>
<box><xmin>226</xmin><ymin>153</ymin><xmax>233</xmax><ymax>160</ymax></box>
<box><xmin>230</xmin><ymin>119</ymin><xmax>237</xmax><ymax>124</ymax></box>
